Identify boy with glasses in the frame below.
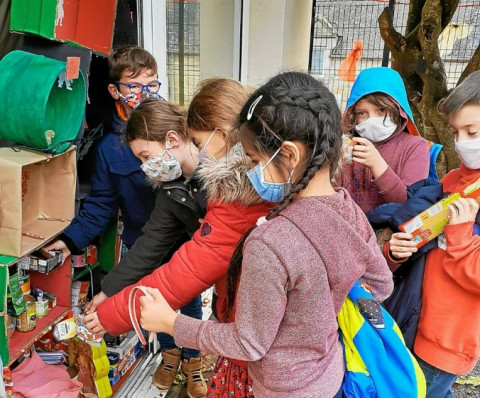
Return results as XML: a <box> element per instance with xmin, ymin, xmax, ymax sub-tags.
<box><xmin>45</xmin><ymin>45</ymin><xmax>206</xmax><ymax>396</ymax></box>
<box><xmin>46</xmin><ymin>44</ymin><xmax>159</xmax><ymax>262</ymax></box>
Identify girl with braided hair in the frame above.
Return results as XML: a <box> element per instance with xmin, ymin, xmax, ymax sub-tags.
<box><xmin>84</xmin><ymin>79</ymin><xmax>272</xmax><ymax>398</ymax></box>
<box><xmin>138</xmin><ymin>72</ymin><xmax>393</xmax><ymax>398</ymax></box>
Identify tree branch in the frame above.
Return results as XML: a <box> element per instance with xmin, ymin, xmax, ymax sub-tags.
<box><xmin>378</xmin><ymin>7</ymin><xmax>407</xmax><ymax>54</ymax></box>
<box><xmin>418</xmin><ymin>0</ymin><xmax>448</xmax><ymax>98</ymax></box>
<box><xmin>406</xmin><ymin>0</ymin><xmax>427</xmax><ymax>37</ymax></box>
<box><xmin>458</xmin><ymin>42</ymin><xmax>480</xmax><ymax>84</ymax></box>
<box><xmin>441</xmin><ymin>0</ymin><xmax>460</xmax><ymax>30</ymax></box>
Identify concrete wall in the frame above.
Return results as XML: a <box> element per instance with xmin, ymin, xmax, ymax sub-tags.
<box><xmin>245</xmin><ymin>0</ymin><xmax>313</xmax><ymax>86</ymax></box>
<box><xmin>282</xmin><ymin>0</ymin><xmax>313</xmax><ymax>72</ymax></box>
<box><xmin>199</xmin><ymin>0</ymin><xmax>236</xmax><ymax>80</ymax></box>
<box><xmin>199</xmin><ymin>0</ymin><xmax>313</xmax><ymax>87</ymax></box>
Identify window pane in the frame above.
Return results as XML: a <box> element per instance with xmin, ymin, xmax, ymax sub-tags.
<box><xmin>311</xmin><ymin>48</ymin><xmax>325</xmax><ymax>75</ymax></box>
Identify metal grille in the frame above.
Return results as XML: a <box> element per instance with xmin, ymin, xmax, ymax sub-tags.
<box><xmin>166</xmin><ymin>0</ymin><xmax>200</xmax><ymax>105</ymax></box>
<box><xmin>310</xmin><ymin>0</ymin><xmax>480</xmax><ymax>108</ymax></box>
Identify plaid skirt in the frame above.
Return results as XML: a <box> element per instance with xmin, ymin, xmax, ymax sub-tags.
<box><xmin>207</xmin><ymin>356</ymin><xmax>254</xmax><ymax>398</ymax></box>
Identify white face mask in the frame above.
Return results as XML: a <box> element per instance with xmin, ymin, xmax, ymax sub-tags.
<box><xmin>455</xmin><ymin>137</ymin><xmax>480</xmax><ymax>170</ymax></box>
<box><xmin>198</xmin><ymin>129</ymin><xmax>217</xmax><ymax>163</ymax></box>
<box><xmin>355</xmin><ymin>116</ymin><xmax>397</xmax><ymax>143</ymax></box>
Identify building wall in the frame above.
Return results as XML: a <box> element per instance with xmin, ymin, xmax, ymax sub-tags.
<box><xmin>246</xmin><ymin>0</ymin><xmax>313</xmax><ymax>86</ymax></box>
<box><xmin>199</xmin><ymin>0</ymin><xmax>313</xmax><ymax>87</ymax></box>
<box><xmin>199</xmin><ymin>0</ymin><xmax>236</xmax><ymax>81</ymax></box>
<box><xmin>282</xmin><ymin>0</ymin><xmax>313</xmax><ymax>72</ymax></box>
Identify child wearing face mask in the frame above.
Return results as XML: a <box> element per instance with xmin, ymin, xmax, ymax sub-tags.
<box><xmin>78</xmin><ymin>97</ymin><xmax>207</xmax><ymax>396</ymax></box>
<box><xmin>135</xmin><ymin>72</ymin><xmax>393</xmax><ymax>398</ymax></box>
<box><xmin>45</xmin><ymin>45</ymin><xmax>162</xmax><ymax>260</ymax></box>
<box><xmin>342</xmin><ymin>67</ymin><xmax>430</xmax><ymax>213</ymax></box>
<box><xmin>84</xmin><ymin>79</ymin><xmax>272</xmax><ymax>398</ymax></box>
<box><xmin>385</xmin><ymin>70</ymin><xmax>480</xmax><ymax>398</ymax></box>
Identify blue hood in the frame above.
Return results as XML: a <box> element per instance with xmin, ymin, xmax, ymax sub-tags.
<box><xmin>346</xmin><ymin>67</ymin><xmax>419</xmax><ymax>136</ymax></box>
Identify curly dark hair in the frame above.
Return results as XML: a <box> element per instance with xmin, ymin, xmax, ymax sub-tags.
<box><xmin>224</xmin><ymin>71</ymin><xmax>343</xmax><ymax>319</ymax></box>
<box><xmin>342</xmin><ymin>93</ymin><xmax>402</xmax><ymax>135</ymax></box>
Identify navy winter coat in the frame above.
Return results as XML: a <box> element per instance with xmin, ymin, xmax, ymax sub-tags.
<box><xmin>366</xmin><ymin>179</ymin><xmax>444</xmax><ymax>349</ymax></box>
<box><xmin>62</xmin><ymin>113</ymin><xmax>155</xmax><ymax>252</ymax></box>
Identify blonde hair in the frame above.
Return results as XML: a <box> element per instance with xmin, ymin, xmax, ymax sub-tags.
<box><xmin>187</xmin><ymin>78</ymin><xmax>253</xmax><ymax>145</ymax></box>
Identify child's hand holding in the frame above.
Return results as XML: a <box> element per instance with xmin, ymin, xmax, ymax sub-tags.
<box><xmin>352</xmin><ymin>137</ymin><xmax>388</xmax><ymax>179</ymax></box>
<box><xmin>84</xmin><ymin>311</ymin><xmax>108</xmax><ymax>337</ymax></box>
<box><xmin>389</xmin><ymin>232</ymin><xmax>418</xmax><ymax>259</ymax></box>
<box><xmin>139</xmin><ymin>287</ymin><xmax>178</xmax><ymax>336</ymax></box>
<box><xmin>448</xmin><ymin>198</ymin><xmax>480</xmax><ymax>225</ymax></box>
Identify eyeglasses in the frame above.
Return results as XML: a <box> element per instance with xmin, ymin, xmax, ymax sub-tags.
<box><xmin>116</xmin><ymin>80</ymin><xmax>161</xmax><ymax>95</ymax></box>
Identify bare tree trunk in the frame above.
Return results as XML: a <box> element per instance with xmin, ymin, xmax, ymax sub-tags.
<box><xmin>378</xmin><ymin>0</ymin><xmax>480</xmax><ymax>176</ymax></box>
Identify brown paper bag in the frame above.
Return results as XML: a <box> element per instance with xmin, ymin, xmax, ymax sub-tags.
<box><xmin>0</xmin><ymin>146</ymin><xmax>76</xmax><ymax>257</ymax></box>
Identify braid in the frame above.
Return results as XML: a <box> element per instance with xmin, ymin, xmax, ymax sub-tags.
<box><xmin>223</xmin><ymin>72</ymin><xmax>342</xmax><ymax>320</ymax></box>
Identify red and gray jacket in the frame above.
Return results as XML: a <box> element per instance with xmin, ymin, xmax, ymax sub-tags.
<box><xmin>97</xmin><ymin>147</ymin><xmax>273</xmax><ymax>334</ymax></box>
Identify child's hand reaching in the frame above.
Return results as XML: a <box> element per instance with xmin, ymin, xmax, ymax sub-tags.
<box><xmin>448</xmin><ymin>198</ymin><xmax>479</xmax><ymax>225</ymax></box>
<box><xmin>139</xmin><ymin>287</ymin><xmax>178</xmax><ymax>335</ymax></box>
<box><xmin>352</xmin><ymin>137</ymin><xmax>388</xmax><ymax>179</ymax></box>
<box><xmin>84</xmin><ymin>311</ymin><xmax>108</xmax><ymax>337</ymax></box>
<box><xmin>389</xmin><ymin>232</ymin><xmax>418</xmax><ymax>259</ymax></box>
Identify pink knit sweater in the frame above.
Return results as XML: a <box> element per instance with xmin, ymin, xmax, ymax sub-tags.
<box><xmin>174</xmin><ymin>189</ymin><xmax>393</xmax><ymax>398</ymax></box>
<box><xmin>342</xmin><ymin>130</ymin><xmax>429</xmax><ymax>213</ymax></box>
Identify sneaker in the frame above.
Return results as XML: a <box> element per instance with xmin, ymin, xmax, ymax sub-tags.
<box><xmin>153</xmin><ymin>348</ymin><xmax>181</xmax><ymax>390</ymax></box>
<box><xmin>181</xmin><ymin>357</ymin><xmax>208</xmax><ymax>398</ymax></box>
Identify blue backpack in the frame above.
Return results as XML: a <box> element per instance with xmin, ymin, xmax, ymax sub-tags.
<box><xmin>281</xmin><ymin>215</ymin><xmax>426</xmax><ymax>398</ymax></box>
<box><xmin>338</xmin><ymin>281</ymin><xmax>426</xmax><ymax>398</ymax></box>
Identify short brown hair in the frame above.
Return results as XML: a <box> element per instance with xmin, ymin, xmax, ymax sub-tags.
<box><xmin>125</xmin><ymin>98</ymin><xmax>188</xmax><ymax>143</ymax></box>
<box><xmin>187</xmin><ymin>78</ymin><xmax>253</xmax><ymax>145</ymax></box>
<box><xmin>108</xmin><ymin>45</ymin><xmax>158</xmax><ymax>81</ymax></box>
<box><xmin>441</xmin><ymin>70</ymin><xmax>480</xmax><ymax>116</ymax></box>
<box><xmin>342</xmin><ymin>93</ymin><xmax>402</xmax><ymax>134</ymax></box>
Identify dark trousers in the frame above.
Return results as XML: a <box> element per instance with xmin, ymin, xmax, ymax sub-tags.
<box><xmin>416</xmin><ymin>356</ymin><xmax>457</xmax><ymax>398</ymax></box>
<box><xmin>157</xmin><ymin>294</ymin><xmax>203</xmax><ymax>359</ymax></box>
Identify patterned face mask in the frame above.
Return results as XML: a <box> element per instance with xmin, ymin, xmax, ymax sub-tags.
<box><xmin>117</xmin><ymin>90</ymin><xmax>162</xmax><ymax>109</ymax></box>
<box><xmin>140</xmin><ymin>141</ymin><xmax>182</xmax><ymax>182</ymax></box>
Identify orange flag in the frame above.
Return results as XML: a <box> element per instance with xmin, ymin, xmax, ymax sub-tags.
<box><xmin>338</xmin><ymin>40</ymin><xmax>364</xmax><ymax>82</ymax></box>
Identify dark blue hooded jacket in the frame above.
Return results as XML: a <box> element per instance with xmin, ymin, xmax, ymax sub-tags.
<box><xmin>366</xmin><ymin>179</ymin><xmax>444</xmax><ymax>350</ymax></box>
<box><xmin>62</xmin><ymin>112</ymin><xmax>155</xmax><ymax>252</ymax></box>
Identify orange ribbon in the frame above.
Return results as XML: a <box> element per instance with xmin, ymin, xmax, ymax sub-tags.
<box><xmin>338</xmin><ymin>40</ymin><xmax>364</xmax><ymax>82</ymax></box>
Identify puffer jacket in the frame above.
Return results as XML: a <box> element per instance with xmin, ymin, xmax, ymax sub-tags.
<box><xmin>101</xmin><ymin>174</ymin><xmax>206</xmax><ymax>297</ymax></box>
<box><xmin>96</xmin><ymin>147</ymin><xmax>273</xmax><ymax>335</ymax></box>
<box><xmin>366</xmin><ymin>178</ymin><xmax>444</xmax><ymax>350</ymax></box>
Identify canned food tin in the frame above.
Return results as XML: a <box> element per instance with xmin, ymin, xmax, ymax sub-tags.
<box><xmin>16</xmin><ymin>295</ymin><xmax>36</xmax><ymax>332</ymax></box>
<box><xmin>18</xmin><ymin>269</ymin><xmax>30</xmax><ymax>295</ymax></box>
<box><xmin>35</xmin><ymin>299</ymin><xmax>50</xmax><ymax>318</ymax></box>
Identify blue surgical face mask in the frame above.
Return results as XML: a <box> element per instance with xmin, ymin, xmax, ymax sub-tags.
<box><xmin>247</xmin><ymin>147</ymin><xmax>293</xmax><ymax>203</ymax></box>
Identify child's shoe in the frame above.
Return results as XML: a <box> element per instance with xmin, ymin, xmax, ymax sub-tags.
<box><xmin>152</xmin><ymin>348</ymin><xmax>181</xmax><ymax>390</ymax></box>
<box><xmin>181</xmin><ymin>357</ymin><xmax>207</xmax><ymax>398</ymax></box>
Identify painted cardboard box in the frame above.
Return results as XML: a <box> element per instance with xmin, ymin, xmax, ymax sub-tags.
<box><xmin>10</xmin><ymin>0</ymin><xmax>117</xmax><ymax>55</ymax></box>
